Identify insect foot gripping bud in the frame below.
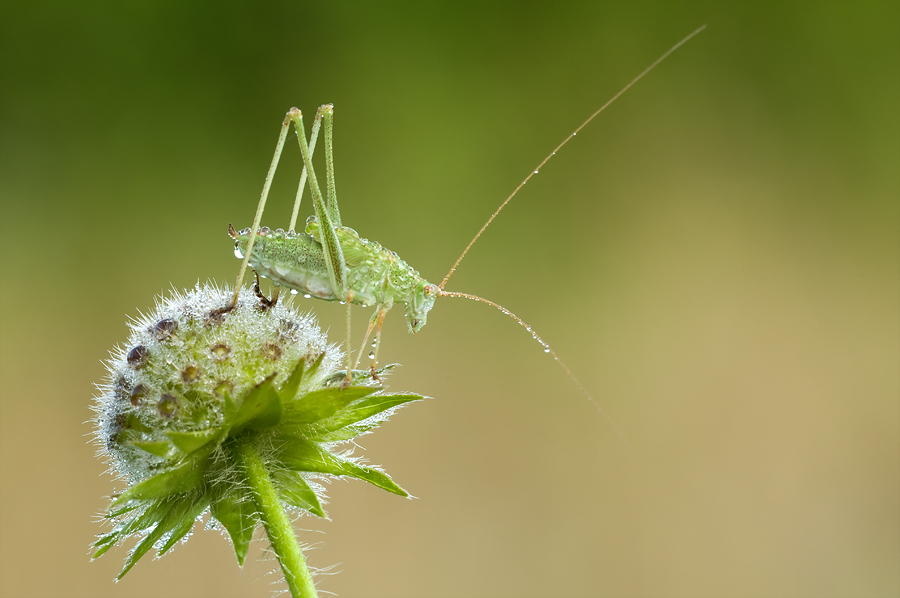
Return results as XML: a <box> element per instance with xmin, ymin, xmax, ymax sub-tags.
<box><xmin>92</xmin><ymin>284</ymin><xmax>423</xmax><ymax>598</ymax></box>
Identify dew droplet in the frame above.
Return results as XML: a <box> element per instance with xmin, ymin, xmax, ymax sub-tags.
<box><xmin>234</xmin><ymin>243</ymin><xmax>244</xmax><ymax>259</ymax></box>
<box><xmin>130</xmin><ymin>384</ymin><xmax>148</xmax><ymax>406</ymax></box>
<box><xmin>181</xmin><ymin>365</ymin><xmax>201</xmax><ymax>384</ymax></box>
<box><xmin>290</xmin><ymin>289</ymin><xmax>299</xmax><ymax>295</ymax></box>
<box><xmin>371</xmin><ymin>340</ymin><xmax>377</xmax><ymax>348</ymax></box>
<box><xmin>339</xmin><ymin>301</ymin><xmax>346</xmax><ymax>305</ymax></box>
<box><xmin>534</xmin><ymin>170</ymin><xmax>539</xmax><ymax>174</ymax></box>
<box><xmin>261</xmin><ymin>343</ymin><xmax>282</xmax><ymax>360</ymax></box>
<box><xmin>214</xmin><ymin>380</ymin><xmax>234</xmax><ymax>397</ymax></box>
<box><xmin>152</xmin><ymin>318</ymin><xmax>178</xmax><ymax>341</ymax></box>
<box><xmin>543</xmin><ymin>347</ymin><xmax>551</xmax><ymax>353</ymax></box>
<box><xmin>367</xmin><ymin>351</ymin><xmax>376</xmax><ymax>359</ymax></box>
<box><xmin>303</xmin><ymin>294</ymin><xmax>311</xmax><ymax>299</ymax></box>
<box><xmin>127</xmin><ymin>345</ymin><xmax>149</xmax><ymax>368</ymax></box>
<box><xmin>158</xmin><ymin>394</ymin><xmax>178</xmax><ymax>418</ymax></box>
<box><xmin>210</xmin><ymin>343</ymin><xmax>231</xmax><ymax>361</ymax></box>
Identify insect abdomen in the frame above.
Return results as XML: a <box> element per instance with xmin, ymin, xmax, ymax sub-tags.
<box><xmin>233</xmin><ymin>227</ymin><xmax>338</xmax><ymax>300</ymax></box>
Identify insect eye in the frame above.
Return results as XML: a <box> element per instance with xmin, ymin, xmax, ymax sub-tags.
<box><xmin>423</xmin><ymin>284</ymin><xmax>437</xmax><ymax>296</ymax></box>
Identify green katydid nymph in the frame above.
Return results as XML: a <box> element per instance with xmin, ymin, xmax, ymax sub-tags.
<box><xmin>219</xmin><ymin>27</ymin><xmax>705</xmax><ymax>435</ymax></box>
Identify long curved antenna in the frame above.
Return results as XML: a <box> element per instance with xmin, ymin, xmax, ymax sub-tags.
<box><xmin>439</xmin><ymin>25</ymin><xmax>706</xmax><ymax>290</ymax></box>
<box><xmin>440</xmin><ymin>290</ymin><xmax>634</xmax><ymax>456</ymax></box>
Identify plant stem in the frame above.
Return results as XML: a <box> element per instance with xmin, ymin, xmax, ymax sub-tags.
<box><xmin>236</xmin><ymin>440</ymin><xmax>318</xmax><ymax>598</ymax></box>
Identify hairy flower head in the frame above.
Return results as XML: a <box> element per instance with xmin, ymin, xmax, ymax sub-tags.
<box><xmin>92</xmin><ymin>284</ymin><xmax>422</xmax><ymax>578</ymax></box>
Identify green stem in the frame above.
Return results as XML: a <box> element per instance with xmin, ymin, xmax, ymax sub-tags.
<box><xmin>236</xmin><ymin>440</ymin><xmax>318</xmax><ymax>598</ymax></box>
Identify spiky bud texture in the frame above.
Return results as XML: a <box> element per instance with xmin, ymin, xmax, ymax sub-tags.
<box><xmin>93</xmin><ymin>284</ymin><xmax>422</xmax><ymax>579</ymax></box>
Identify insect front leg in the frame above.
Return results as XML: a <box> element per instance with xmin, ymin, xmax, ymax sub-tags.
<box><xmin>369</xmin><ymin>307</ymin><xmax>389</xmax><ymax>380</ymax></box>
<box><xmin>354</xmin><ymin>310</ymin><xmax>380</xmax><ymax>369</ymax></box>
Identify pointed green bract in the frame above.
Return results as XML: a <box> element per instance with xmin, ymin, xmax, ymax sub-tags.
<box><xmin>117</xmin><ymin>494</ymin><xmax>206</xmax><ymax>579</ymax></box>
<box><xmin>211</xmin><ymin>490</ymin><xmax>259</xmax><ymax>566</ymax></box>
<box><xmin>167</xmin><ymin>429</ymin><xmax>220</xmax><ymax>454</ymax></box>
<box><xmin>308</xmin><ymin>393</ymin><xmax>423</xmax><ymax>441</ymax></box>
<box><xmin>279</xmin><ymin>437</ymin><xmax>408</xmax><ymax>497</ymax></box>
<box><xmin>274</xmin><ymin>470</ymin><xmax>326</xmax><ymax>518</ymax></box>
<box><xmin>112</xmin><ymin>459</ymin><xmax>206</xmax><ymax>507</ymax></box>
<box><xmin>131</xmin><ymin>440</ymin><xmax>174</xmax><ymax>458</ymax></box>
<box><xmin>279</xmin><ymin>354</ymin><xmax>324</xmax><ymax>403</ymax></box>
<box><xmin>158</xmin><ymin>497</ymin><xmax>210</xmax><ymax>556</ymax></box>
<box><xmin>284</xmin><ymin>386</ymin><xmax>378</xmax><ymax>425</ymax></box>
<box><xmin>230</xmin><ymin>374</ymin><xmax>283</xmax><ymax>434</ymax></box>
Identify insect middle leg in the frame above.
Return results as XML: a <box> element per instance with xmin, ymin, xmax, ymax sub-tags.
<box><xmin>253</xmin><ymin>271</ymin><xmax>279</xmax><ymax>309</ymax></box>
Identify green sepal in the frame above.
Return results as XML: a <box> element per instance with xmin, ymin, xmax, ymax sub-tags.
<box><xmin>111</xmin><ymin>458</ymin><xmax>206</xmax><ymax>507</ymax></box>
<box><xmin>278</xmin><ymin>437</ymin><xmax>408</xmax><ymax>497</ymax></box>
<box><xmin>116</xmin><ymin>495</ymin><xmax>205</xmax><ymax>579</ymax></box>
<box><xmin>283</xmin><ymin>386</ymin><xmax>378</xmax><ymax>426</ymax></box>
<box><xmin>307</xmin><ymin>393</ymin><xmax>424</xmax><ymax>442</ymax></box>
<box><xmin>131</xmin><ymin>440</ymin><xmax>174</xmax><ymax>458</ymax></box>
<box><xmin>94</xmin><ymin>496</ymin><xmax>172</xmax><ymax>558</ymax></box>
<box><xmin>91</xmin><ymin>538</ymin><xmax>116</xmax><ymax>559</ymax></box>
<box><xmin>278</xmin><ymin>353</ymin><xmax>324</xmax><ymax>403</ymax></box>
<box><xmin>273</xmin><ymin>469</ymin><xmax>326</xmax><ymax>518</ymax></box>
<box><xmin>229</xmin><ymin>374</ymin><xmax>282</xmax><ymax>434</ymax></box>
<box><xmin>105</xmin><ymin>504</ymin><xmax>139</xmax><ymax>519</ymax></box>
<box><xmin>166</xmin><ymin>429</ymin><xmax>220</xmax><ymax>454</ymax></box>
<box><xmin>157</xmin><ymin>495</ymin><xmax>210</xmax><ymax>556</ymax></box>
<box><xmin>210</xmin><ymin>489</ymin><xmax>259</xmax><ymax>566</ymax></box>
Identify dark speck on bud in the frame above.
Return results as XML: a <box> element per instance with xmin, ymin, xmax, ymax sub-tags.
<box><xmin>157</xmin><ymin>394</ymin><xmax>178</xmax><ymax>418</ymax></box>
<box><xmin>130</xmin><ymin>384</ymin><xmax>148</xmax><ymax>406</ymax></box>
<box><xmin>261</xmin><ymin>342</ymin><xmax>282</xmax><ymax>360</ymax></box>
<box><xmin>210</xmin><ymin>343</ymin><xmax>231</xmax><ymax>361</ymax></box>
<box><xmin>181</xmin><ymin>365</ymin><xmax>200</xmax><ymax>384</ymax></box>
<box><xmin>152</xmin><ymin>318</ymin><xmax>178</xmax><ymax>341</ymax></box>
<box><xmin>127</xmin><ymin>345</ymin><xmax>149</xmax><ymax>368</ymax></box>
<box><xmin>213</xmin><ymin>379</ymin><xmax>234</xmax><ymax>397</ymax></box>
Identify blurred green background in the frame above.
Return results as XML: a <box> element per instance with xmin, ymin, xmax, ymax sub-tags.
<box><xmin>1</xmin><ymin>2</ymin><xmax>897</xmax><ymax>597</ymax></box>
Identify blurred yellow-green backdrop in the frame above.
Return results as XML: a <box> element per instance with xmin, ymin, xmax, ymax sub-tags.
<box><xmin>1</xmin><ymin>2</ymin><xmax>897</xmax><ymax>597</ymax></box>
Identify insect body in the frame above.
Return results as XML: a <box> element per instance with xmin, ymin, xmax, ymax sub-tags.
<box><xmin>230</xmin><ymin>219</ymin><xmax>438</xmax><ymax>333</ymax></box>
<box><xmin>223</xmin><ymin>26</ymin><xmax>706</xmax><ymax>410</ymax></box>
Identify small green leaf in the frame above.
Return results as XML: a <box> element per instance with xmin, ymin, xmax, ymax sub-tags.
<box><xmin>278</xmin><ymin>437</ymin><xmax>408</xmax><ymax>497</ymax></box>
<box><xmin>308</xmin><ymin>393</ymin><xmax>424</xmax><ymax>441</ymax></box>
<box><xmin>105</xmin><ymin>504</ymin><xmax>139</xmax><ymax>519</ymax></box>
<box><xmin>91</xmin><ymin>539</ymin><xmax>116</xmax><ymax>559</ymax></box>
<box><xmin>278</xmin><ymin>356</ymin><xmax>308</xmax><ymax>403</ymax></box>
<box><xmin>273</xmin><ymin>470</ymin><xmax>325</xmax><ymax>518</ymax></box>
<box><xmin>210</xmin><ymin>489</ymin><xmax>259</xmax><ymax>566</ymax></box>
<box><xmin>111</xmin><ymin>458</ymin><xmax>205</xmax><ymax>507</ymax></box>
<box><xmin>116</xmin><ymin>503</ymin><xmax>176</xmax><ymax>578</ymax></box>
<box><xmin>157</xmin><ymin>496</ymin><xmax>209</xmax><ymax>556</ymax></box>
<box><xmin>283</xmin><ymin>386</ymin><xmax>378</xmax><ymax>426</ymax></box>
<box><xmin>131</xmin><ymin>440</ymin><xmax>174</xmax><ymax>458</ymax></box>
<box><xmin>229</xmin><ymin>374</ymin><xmax>282</xmax><ymax>434</ymax></box>
<box><xmin>117</xmin><ymin>496</ymin><xmax>205</xmax><ymax>579</ymax></box>
<box><xmin>166</xmin><ymin>429</ymin><xmax>220</xmax><ymax>454</ymax></box>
